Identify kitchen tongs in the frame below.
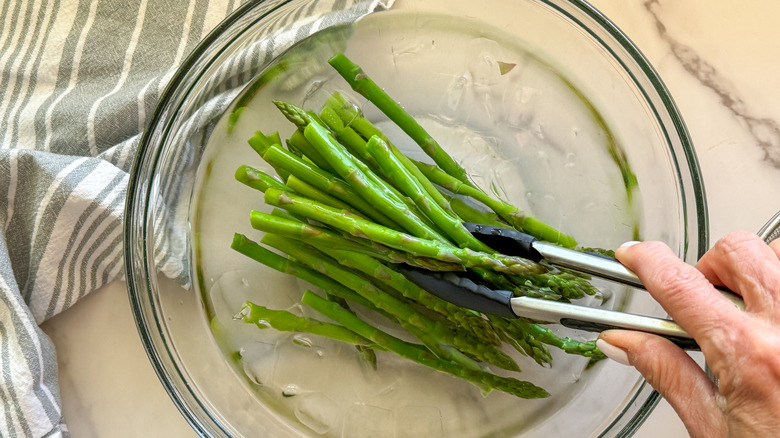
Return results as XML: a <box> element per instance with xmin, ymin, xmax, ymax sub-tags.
<box><xmin>399</xmin><ymin>223</ymin><xmax>745</xmax><ymax>351</ymax></box>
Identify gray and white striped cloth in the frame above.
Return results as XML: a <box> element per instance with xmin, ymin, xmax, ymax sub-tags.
<box><xmin>0</xmin><ymin>0</ymin><xmax>386</xmax><ymax>436</ymax></box>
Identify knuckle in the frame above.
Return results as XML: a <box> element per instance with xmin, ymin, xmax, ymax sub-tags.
<box><xmin>713</xmin><ymin>231</ymin><xmax>762</xmax><ymax>258</ymax></box>
<box><xmin>649</xmin><ymin>258</ymin><xmax>708</xmax><ymax>298</ymax></box>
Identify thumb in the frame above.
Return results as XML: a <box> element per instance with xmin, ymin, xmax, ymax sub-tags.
<box><xmin>597</xmin><ymin>330</ymin><xmax>726</xmax><ymax>438</ymax></box>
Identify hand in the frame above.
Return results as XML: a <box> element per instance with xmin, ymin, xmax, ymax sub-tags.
<box><xmin>596</xmin><ymin>231</ymin><xmax>780</xmax><ymax>438</ymax></box>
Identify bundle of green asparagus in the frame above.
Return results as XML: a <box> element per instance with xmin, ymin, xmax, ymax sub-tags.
<box><xmin>231</xmin><ymin>53</ymin><xmax>605</xmax><ymax>399</ymax></box>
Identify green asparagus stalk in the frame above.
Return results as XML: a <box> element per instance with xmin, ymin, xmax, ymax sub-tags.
<box><xmin>445</xmin><ymin>196</ymin><xmax>506</xmax><ymax>228</ymax></box>
<box><xmin>470</xmin><ymin>267</ymin><xmax>566</xmax><ymax>302</ymax></box>
<box><xmin>286</xmin><ymin>129</ymin><xmax>335</xmax><ymax>173</ymax></box>
<box><xmin>241</xmin><ymin>299</ymin><xmax>380</xmax><ymax>369</ymax></box>
<box><xmin>510</xmin><ymin>270</ymin><xmax>602</xmax><ymax>301</ymax></box>
<box><xmin>322</xmin><ymin>93</ymin><xmax>458</xmax><ymax>217</ymax></box>
<box><xmin>366</xmin><ymin>135</ymin><xmax>493</xmax><ymax>252</ymax></box>
<box><xmin>302</xmin><ymin>291</ymin><xmax>549</xmax><ymax>399</ymax></box>
<box><xmin>274</xmin><ymin>100</ymin><xmax>447</xmax><ymax>243</ymax></box>
<box><xmin>319</xmin><ymin>104</ymin><xmax>443</xmax><ymax>232</ymax></box>
<box><xmin>248</xmin><ymin>130</ymin><xmax>282</xmax><ymax>156</ymax></box>
<box><xmin>318</xmin><ymin>106</ymin><xmax>382</xmax><ymax>171</ymax></box>
<box><xmin>234</xmin><ymin>165</ymin><xmax>290</xmax><ymax>193</ymax></box>
<box><xmin>234</xmin><ymin>233</ymin><xmax>382</xmax><ymax>367</ymax></box>
<box><xmin>302</xmin><ymin>120</ymin><xmax>447</xmax><ymax>243</ymax></box>
<box><xmin>231</xmin><ymin>233</ymin><xmax>384</xmax><ymax>314</ymax></box>
<box><xmin>309</xmin><ymin>103</ymin><xmax>448</xmax><ymax>236</ymax></box>
<box><xmin>261</xmin><ymin>234</ymin><xmax>485</xmax><ymax>372</ymax></box>
<box><xmin>262</xmin><ymin>145</ymin><xmax>400</xmax><ymax>229</ymax></box>
<box><xmin>249</xmin><ymin>210</ymin><xmax>461</xmax><ymax>271</ymax></box>
<box><xmin>233</xmin><ymin>165</ymin><xmax>359</xmax><ymax>223</ymax></box>
<box><xmin>311</xmin><ymin>244</ymin><xmax>502</xmax><ymax>347</ymax></box>
<box><xmin>284</xmin><ymin>175</ymin><xmax>363</xmax><ymax>215</ymax></box>
<box><xmin>328</xmin><ymin>53</ymin><xmax>473</xmax><ymax>187</ymax></box>
<box><xmin>247</xmin><ymin>130</ymin><xmax>289</xmax><ymax>180</ymax></box>
<box><xmin>238</xmin><ymin>301</ymin><xmax>377</xmax><ymax>347</ymax></box>
<box><xmin>412</xmin><ymin>159</ymin><xmax>578</xmax><ymax>248</ymax></box>
<box><xmin>263</xmin><ymin>188</ymin><xmax>546</xmax><ymax>276</ymax></box>
<box><xmin>488</xmin><ymin>316</ymin><xmax>552</xmax><ymax>366</ymax></box>
<box><xmin>322</xmin><ymin>88</ymin><xmax>577</xmax><ymax>248</ymax></box>
<box><xmin>506</xmin><ymin>318</ymin><xmax>605</xmax><ymax>359</ymax></box>
<box><xmin>261</xmin><ymin>233</ymin><xmax>519</xmax><ymax>371</ymax></box>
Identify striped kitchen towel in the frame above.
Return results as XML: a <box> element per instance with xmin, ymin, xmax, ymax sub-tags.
<box><xmin>0</xmin><ymin>0</ymin><xmax>387</xmax><ymax>436</ymax></box>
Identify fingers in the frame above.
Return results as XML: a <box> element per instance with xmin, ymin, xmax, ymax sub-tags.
<box><xmin>695</xmin><ymin>231</ymin><xmax>780</xmax><ymax>317</ymax></box>
<box><xmin>615</xmin><ymin>241</ymin><xmax>741</xmax><ymax>346</ymax></box>
<box><xmin>598</xmin><ymin>330</ymin><xmax>726</xmax><ymax>438</ymax></box>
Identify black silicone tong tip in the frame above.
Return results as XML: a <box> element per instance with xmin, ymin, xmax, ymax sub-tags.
<box><xmin>396</xmin><ymin>266</ymin><xmax>517</xmax><ymax>319</ymax></box>
<box><xmin>462</xmin><ymin>222</ymin><xmax>542</xmax><ymax>262</ymax></box>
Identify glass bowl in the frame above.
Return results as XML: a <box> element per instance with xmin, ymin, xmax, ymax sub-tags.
<box><xmin>124</xmin><ymin>0</ymin><xmax>707</xmax><ymax>436</ymax></box>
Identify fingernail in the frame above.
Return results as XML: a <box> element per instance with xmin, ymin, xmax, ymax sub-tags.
<box><xmin>596</xmin><ymin>339</ymin><xmax>631</xmax><ymax>366</ymax></box>
<box><xmin>619</xmin><ymin>241</ymin><xmax>641</xmax><ymax>248</ymax></box>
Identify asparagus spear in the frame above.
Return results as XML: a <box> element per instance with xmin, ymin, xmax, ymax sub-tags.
<box><xmin>445</xmin><ymin>196</ymin><xmax>506</xmax><ymax>228</ymax></box>
<box><xmin>321</xmin><ymin>87</ymin><xmax>577</xmax><ymax>248</ymax></box>
<box><xmin>261</xmin><ymin>234</ymin><xmax>486</xmax><ymax>372</ymax></box>
<box><xmin>275</xmin><ymin>100</ymin><xmax>447</xmax><ymax>243</ymax></box>
<box><xmin>249</xmin><ymin>210</ymin><xmax>461</xmax><ymax>271</ymax></box>
<box><xmin>505</xmin><ymin>318</ymin><xmax>605</xmax><ymax>359</ymax></box>
<box><xmin>234</xmin><ymin>165</ymin><xmax>290</xmax><ymax>193</ymax></box>
<box><xmin>247</xmin><ymin>130</ymin><xmax>289</xmax><ymax>180</ymax></box>
<box><xmin>366</xmin><ymin>135</ymin><xmax>492</xmax><ymax>252</ymax></box>
<box><xmin>286</xmin><ymin>129</ymin><xmax>334</xmax><ymax>173</ymax></box>
<box><xmin>328</xmin><ymin>53</ymin><xmax>473</xmax><ymax>187</ymax></box>
<box><xmin>302</xmin><ymin>291</ymin><xmax>549</xmax><ymax>399</ymax></box>
<box><xmin>238</xmin><ymin>301</ymin><xmax>377</xmax><ymax>347</ymax></box>
<box><xmin>262</xmin><ymin>144</ymin><xmax>400</xmax><ymax>229</ymax></box>
<box><xmin>318</xmin><ymin>106</ymin><xmax>382</xmax><ymax>171</ymax></box>
<box><xmin>311</xmin><ymin>244</ymin><xmax>502</xmax><ymax>347</ymax></box>
<box><xmin>262</xmin><ymin>188</ymin><xmax>546</xmax><ymax>276</ymax></box>
<box><xmin>304</xmin><ymin>120</ymin><xmax>446</xmax><ymax>242</ymax></box>
<box><xmin>470</xmin><ymin>267</ymin><xmax>566</xmax><ymax>302</ymax></box>
<box><xmin>234</xmin><ymin>165</ymin><xmax>360</xmax><ymax>219</ymax></box>
<box><xmin>322</xmin><ymin>93</ymin><xmax>458</xmax><ymax>217</ymax></box>
<box><xmin>239</xmin><ymin>300</ymin><xmax>380</xmax><ymax>369</ymax></box>
<box><xmin>412</xmin><ymin>159</ymin><xmax>578</xmax><ymax>248</ymax></box>
<box><xmin>509</xmin><ymin>270</ymin><xmax>602</xmax><ymax>301</ymax></box>
<box><xmin>487</xmin><ymin>316</ymin><xmax>553</xmax><ymax>366</ymax></box>
<box><xmin>261</xmin><ymin>233</ymin><xmax>519</xmax><ymax>371</ymax></box>
<box><xmin>248</xmin><ymin>130</ymin><xmax>282</xmax><ymax>157</ymax></box>
<box><xmin>283</xmin><ymin>175</ymin><xmax>363</xmax><ymax>215</ymax></box>
<box><xmin>231</xmin><ymin>233</ymin><xmax>383</xmax><ymax>314</ymax></box>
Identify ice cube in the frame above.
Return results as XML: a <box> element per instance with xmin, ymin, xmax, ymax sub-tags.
<box><xmin>468</xmin><ymin>38</ymin><xmax>502</xmax><ymax>88</ymax></box>
<box><xmin>395</xmin><ymin>405</ymin><xmax>443</xmax><ymax>438</ymax></box>
<box><xmin>342</xmin><ymin>404</ymin><xmax>394</xmax><ymax>438</ymax></box>
<box><xmin>443</xmin><ymin>73</ymin><xmax>470</xmax><ymax>117</ymax></box>
<box><xmin>294</xmin><ymin>392</ymin><xmax>342</xmax><ymax>435</ymax></box>
<box><xmin>240</xmin><ymin>342</ymin><xmax>277</xmax><ymax>385</ymax></box>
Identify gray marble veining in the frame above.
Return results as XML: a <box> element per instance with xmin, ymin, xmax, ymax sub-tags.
<box><xmin>645</xmin><ymin>0</ymin><xmax>780</xmax><ymax>168</ymax></box>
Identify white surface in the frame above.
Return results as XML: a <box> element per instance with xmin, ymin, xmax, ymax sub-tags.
<box><xmin>40</xmin><ymin>0</ymin><xmax>780</xmax><ymax>436</ymax></box>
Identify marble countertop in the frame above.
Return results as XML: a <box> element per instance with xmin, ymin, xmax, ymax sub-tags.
<box><xmin>40</xmin><ymin>0</ymin><xmax>780</xmax><ymax>436</ymax></box>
